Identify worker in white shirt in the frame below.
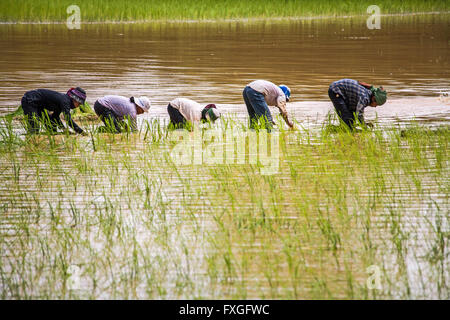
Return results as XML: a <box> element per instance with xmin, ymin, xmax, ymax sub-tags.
<box><xmin>167</xmin><ymin>98</ymin><xmax>221</xmax><ymax>129</ymax></box>
<box><xmin>243</xmin><ymin>80</ymin><xmax>294</xmax><ymax>130</ymax></box>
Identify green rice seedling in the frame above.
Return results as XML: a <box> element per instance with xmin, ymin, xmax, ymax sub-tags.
<box><xmin>0</xmin><ymin>119</ymin><xmax>23</xmax><ymax>150</ymax></box>
<box><xmin>0</xmin><ymin>116</ymin><xmax>448</xmax><ymax>299</ymax></box>
<box><xmin>1</xmin><ymin>0</ymin><xmax>448</xmax><ymax>22</ymax></box>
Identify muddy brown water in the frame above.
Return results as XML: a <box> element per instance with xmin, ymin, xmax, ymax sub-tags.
<box><xmin>0</xmin><ymin>14</ymin><xmax>449</xmax><ymax>126</ymax></box>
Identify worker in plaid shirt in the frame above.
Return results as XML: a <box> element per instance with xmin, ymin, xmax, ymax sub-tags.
<box><xmin>328</xmin><ymin>79</ymin><xmax>387</xmax><ymax>128</ymax></box>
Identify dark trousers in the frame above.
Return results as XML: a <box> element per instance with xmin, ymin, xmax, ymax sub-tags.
<box><xmin>167</xmin><ymin>104</ymin><xmax>187</xmax><ymax>128</ymax></box>
<box><xmin>94</xmin><ymin>100</ymin><xmax>121</xmax><ymax>132</ymax></box>
<box><xmin>21</xmin><ymin>94</ymin><xmax>59</xmax><ymax>134</ymax></box>
<box><xmin>242</xmin><ymin>86</ymin><xmax>273</xmax><ymax>130</ymax></box>
<box><xmin>328</xmin><ymin>88</ymin><xmax>355</xmax><ymax>128</ymax></box>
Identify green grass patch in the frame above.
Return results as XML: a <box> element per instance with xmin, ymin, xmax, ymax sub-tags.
<box><xmin>0</xmin><ymin>117</ymin><xmax>448</xmax><ymax>299</ymax></box>
<box><xmin>1</xmin><ymin>0</ymin><xmax>449</xmax><ymax>22</ymax></box>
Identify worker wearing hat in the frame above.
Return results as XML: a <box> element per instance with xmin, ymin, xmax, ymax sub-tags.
<box><xmin>94</xmin><ymin>95</ymin><xmax>151</xmax><ymax>133</ymax></box>
<box><xmin>21</xmin><ymin>87</ymin><xmax>87</xmax><ymax>134</ymax></box>
<box><xmin>328</xmin><ymin>79</ymin><xmax>387</xmax><ymax>129</ymax></box>
<box><xmin>167</xmin><ymin>98</ymin><xmax>221</xmax><ymax>129</ymax></box>
<box><xmin>243</xmin><ymin>80</ymin><xmax>294</xmax><ymax>130</ymax></box>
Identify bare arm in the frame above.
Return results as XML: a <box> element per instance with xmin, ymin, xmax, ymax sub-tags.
<box><xmin>277</xmin><ymin>97</ymin><xmax>294</xmax><ymax>128</ymax></box>
<box><xmin>281</xmin><ymin>111</ymin><xmax>294</xmax><ymax>128</ymax></box>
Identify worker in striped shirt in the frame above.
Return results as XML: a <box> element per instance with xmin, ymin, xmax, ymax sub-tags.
<box><xmin>328</xmin><ymin>79</ymin><xmax>387</xmax><ymax>128</ymax></box>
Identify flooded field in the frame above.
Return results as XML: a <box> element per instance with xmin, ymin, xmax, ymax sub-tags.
<box><xmin>0</xmin><ymin>14</ymin><xmax>449</xmax><ymax>299</ymax></box>
<box><xmin>0</xmin><ymin>14</ymin><xmax>449</xmax><ymax>117</ymax></box>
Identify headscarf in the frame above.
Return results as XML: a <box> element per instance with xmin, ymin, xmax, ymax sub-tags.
<box><xmin>370</xmin><ymin>86</ymin><xmax>387</xmax><ymax>105</ymax></box>
<box><xmin>67</xmin><ymin>87</ymin><xmax>86</xmax><ymax>104</ymax></box>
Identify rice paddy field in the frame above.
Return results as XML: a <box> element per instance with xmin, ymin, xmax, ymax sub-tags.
<box><xmin>0</xmin><ymin>0</ymin><xmax>449</xmax><ymax>22</ymax></box>
<box><xmin>0</xmin><ymin>2</ymin><xmax>449</xmax><ymax>300</ymax></box>
<box><xmin>0</xmin><ymin>117</ymin><xmax>448</xmax><ymax>299</ymax></box>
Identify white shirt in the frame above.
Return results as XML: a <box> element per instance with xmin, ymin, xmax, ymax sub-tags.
<box><xmin>248</xmin><ymin>80</ymin><xmax>287</xmax><ymax>115</ymax></box>
<box><xmin>169</xmin><ymin>98</ymin><xmax>203</xmax><ymax>122</ymax></box>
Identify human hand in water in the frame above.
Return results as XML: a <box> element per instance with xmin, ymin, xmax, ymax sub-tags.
<box><xmin>288</xmin><ymin>120</ymin><xmax>296</xmax><ymax>130</ymax></box>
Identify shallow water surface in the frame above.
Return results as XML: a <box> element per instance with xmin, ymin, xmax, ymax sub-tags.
<box><xmin>0</xmin><ymin>14</ymin><xmax>449</xmax><ymax>125</ymax></box>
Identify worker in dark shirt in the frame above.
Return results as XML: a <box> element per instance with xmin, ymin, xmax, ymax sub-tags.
<box><xmin>20</xmin><ymin>87</ymin><xmax>87</xmax><ymax>134</ymax></box>
<box><xmin>328</xmin><ymin>79</ymin><xmax>387</xmax><ymax>129</ymax></box>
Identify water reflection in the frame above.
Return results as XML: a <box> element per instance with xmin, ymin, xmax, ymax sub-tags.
<box><xmin>0</xmin><ymin>14</ymin><xmax>449</xmax><ymax>115</ymax></box>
